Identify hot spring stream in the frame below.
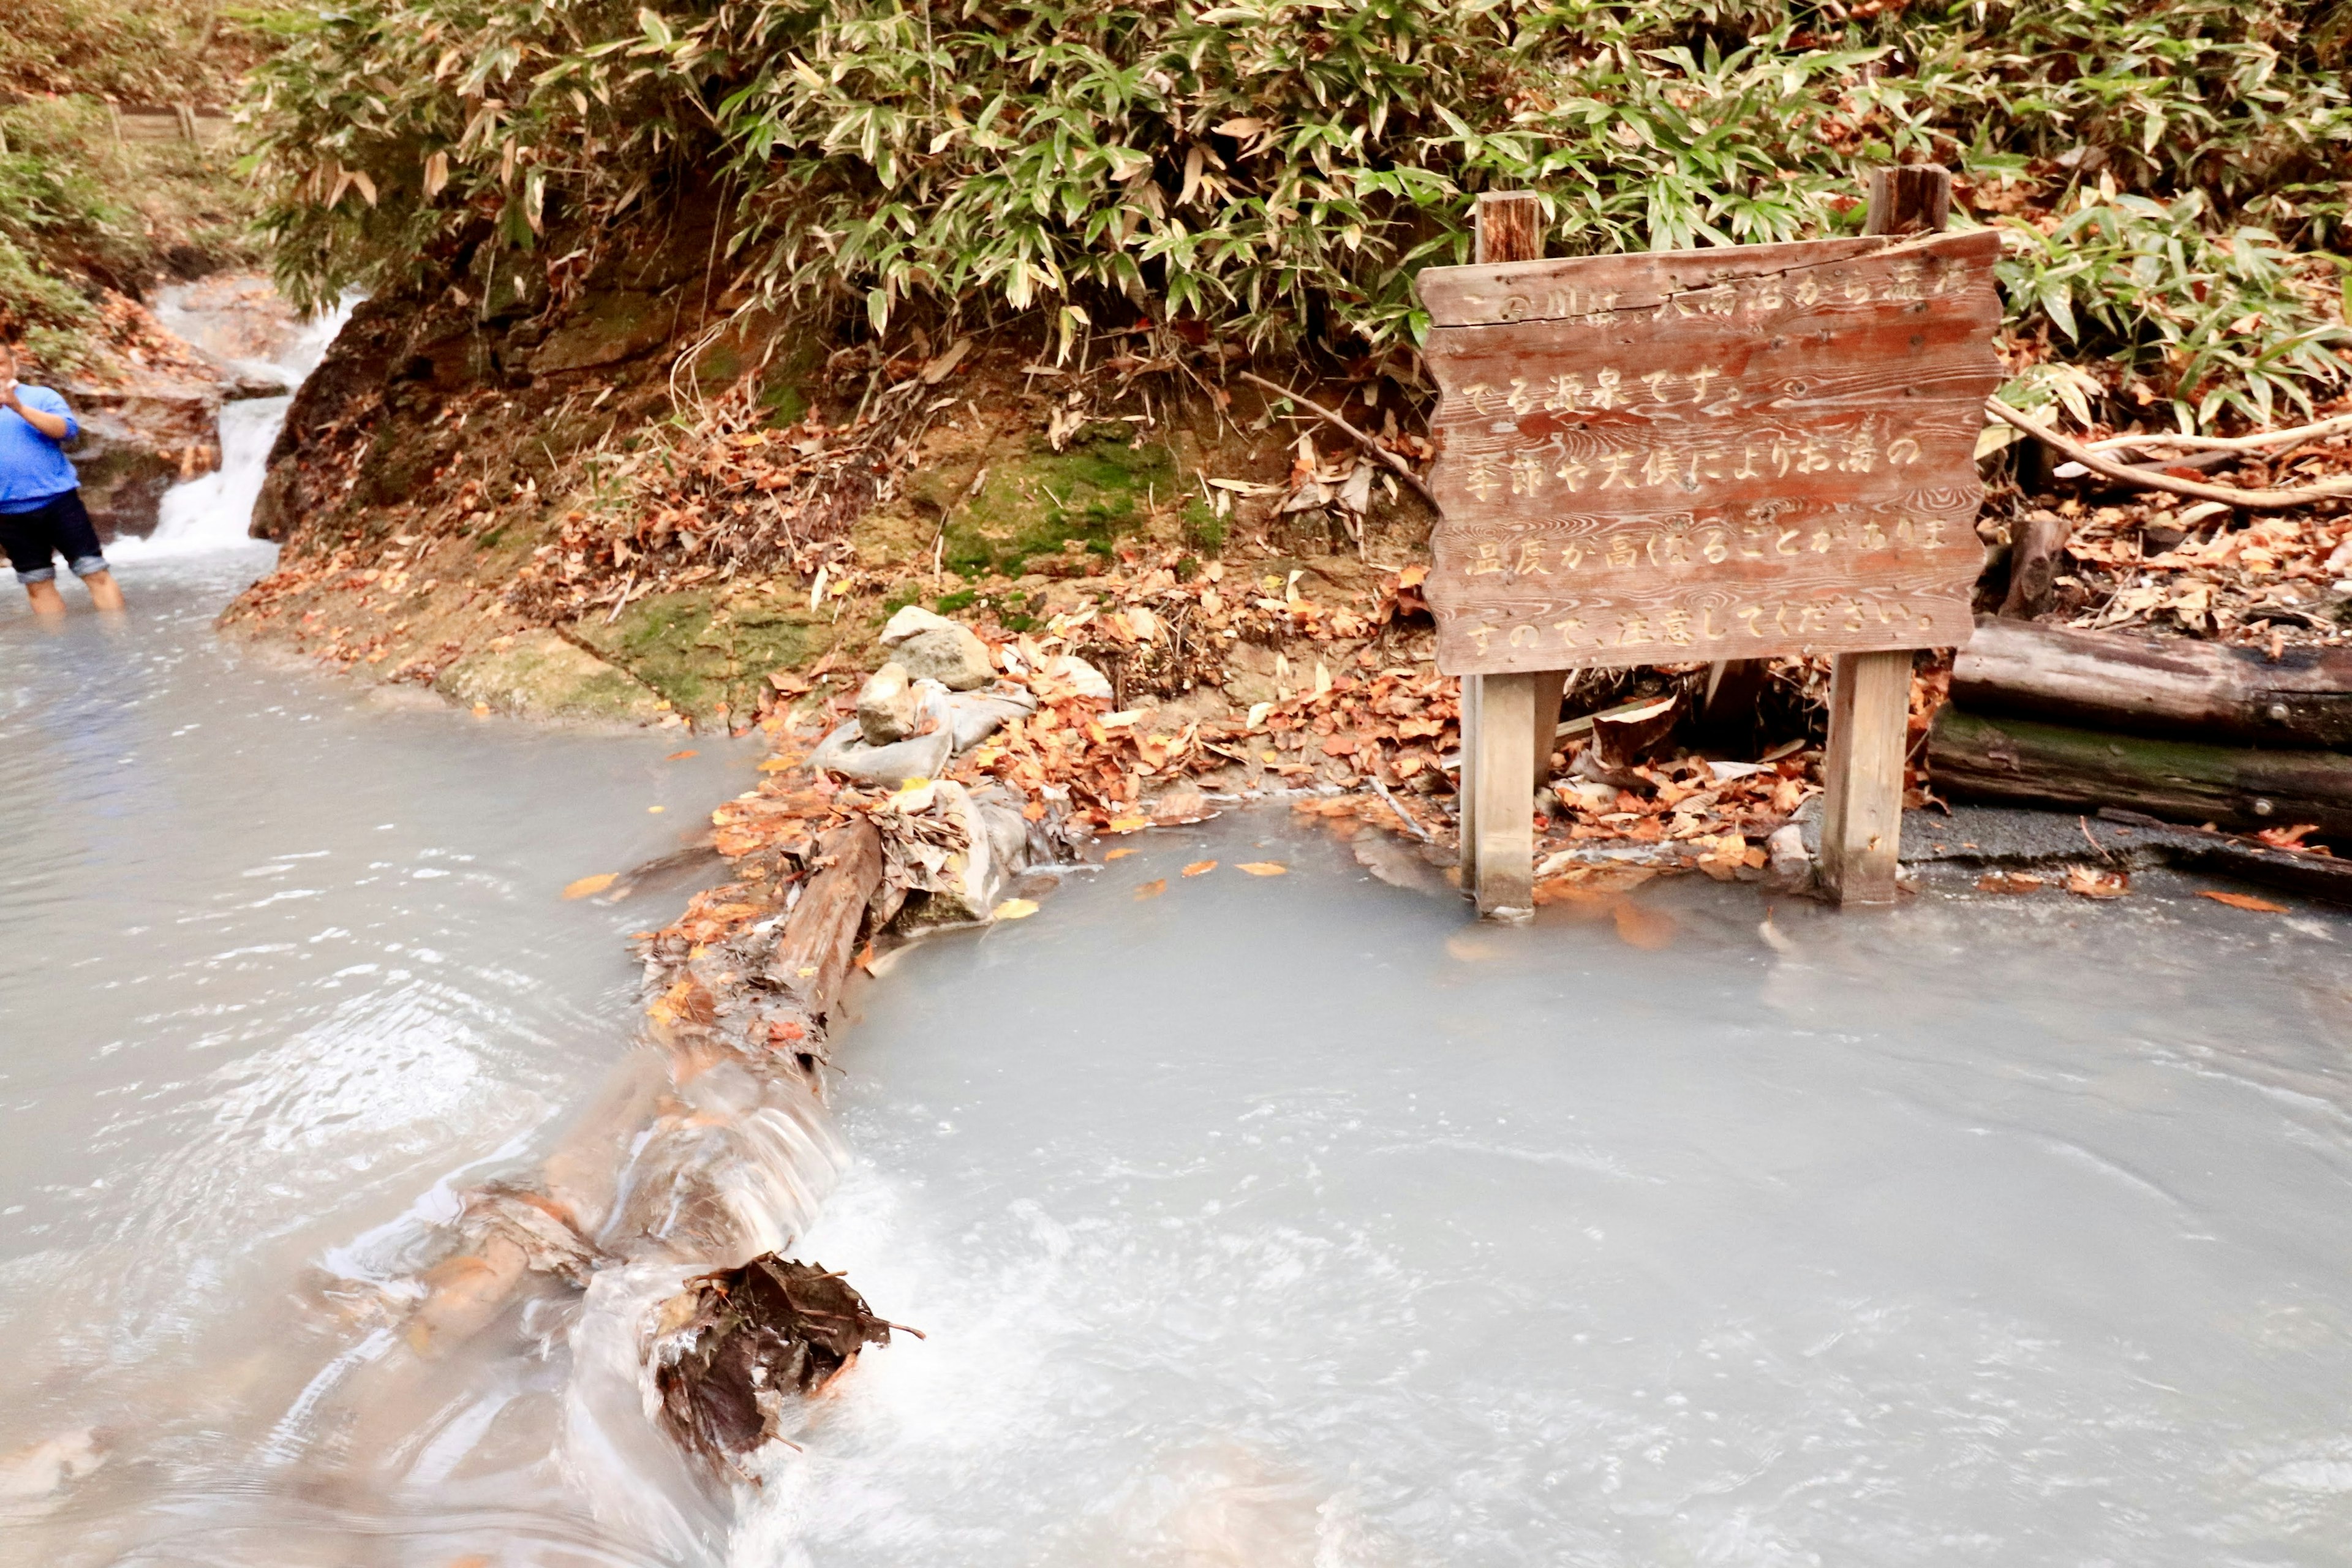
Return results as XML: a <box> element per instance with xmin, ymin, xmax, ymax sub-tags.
<box><xmin>6</xmin><ymin>304</ymin><xmax>2352</xmax><ymax>1567</ymax></box>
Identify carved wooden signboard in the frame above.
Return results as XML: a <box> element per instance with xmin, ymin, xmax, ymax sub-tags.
<box><xmin>1414</xmin><ymin>230</ymin><xmax>2004</xmax><ymax>676</ymax></box>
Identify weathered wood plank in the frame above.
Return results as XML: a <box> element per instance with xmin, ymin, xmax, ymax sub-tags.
<box><xmin>1418</xmin><ymin>229</ymin><xmax>2002</xmax><ymax>676</ymax></box>
<box><xmin>1458</xmin><ymin>192</ymin><xmax>1552</xmax><ymax>921</ymax></box>
<box><xmin>1819</xmin><ymin>649</ymin><xmax>1913</xmax><ymax>903</ymax></box>
<box><xmin>1816</xmin><ymin>168</ymin><xmax>1959</xmax><ymax>907</ymax></box>
<box><xmin>1418</xmin><ymin>235</ymin><xmax>1921</xmax><ymax>329</ymax></box>
<box><xmin>1952</xmin><ymin>618</ymin><xmax>2352</xmax><ymax>750</ymax></box>
<box><xmin>1471</xmin><ymin>671</ymin><xmax>1537</xmax><ymax>919</ymax></box>
<box><xmin>771</xmin><ymin>818</ymin><xmax>883</xmax><ymax>1022</ymax></box>
<box><xmin>1929</xmin><ymin>706</ymin><xmax>2352</xmax><ymax>837</ymax></box>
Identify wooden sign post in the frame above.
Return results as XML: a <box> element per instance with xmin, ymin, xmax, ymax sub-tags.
<box><xmin>1422</xmin><ymin>172</ymin><xmax>2000</xmax><ymax>917</ymax></box>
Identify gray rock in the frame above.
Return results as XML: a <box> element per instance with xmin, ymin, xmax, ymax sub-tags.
<box><xmin>879</xmin><ymin>605</ymin><xmax>962</xmax><ymax>644</ymax></box>
<box><xmin>808</xmin><ymin>720</ymin><xmax>954</xmax><ymax>789</ymax></box>
<box><xmin>1762</xmin><ymin>823</ymin><xmax>1814</xmax><ymax>894</ymax></box>
<box><xmin>856</xmin><ymin>662</ymin><xmax>921</xmax><ymax>745</ymax></box>
<box><xmin>890</xmin><ymin>781</ymin><xmax>1004</xmax><ymax>928</ymax></box>
<box><xmin>891</xmin><ymin>625</ymin><xmax>996</xmax><ymax>691</ymax></box>
<box><xmin>879</xmin><ymin>605</ymin><xmax>997</xmax><ymax>692</ymax></box>
<box><xmin>941</xmin><ymin>686</ymin><xmax>1036</xmax><ymax>750</ymax></box>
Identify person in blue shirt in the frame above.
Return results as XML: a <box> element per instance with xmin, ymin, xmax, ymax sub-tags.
<box><xmin>0</xmin><ymin>341</ymin><xmax>124</xmax><ymax>614</ymax></box>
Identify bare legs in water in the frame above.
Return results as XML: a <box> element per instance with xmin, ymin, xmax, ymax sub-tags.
<box><xmin>24</xmin><ymin>568</ymin><xmax>124</xmax><ymax>616</ymax></box>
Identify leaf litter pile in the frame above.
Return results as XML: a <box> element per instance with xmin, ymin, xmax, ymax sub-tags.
<box><xmin>654</xmin><ymin>1255</ymin><xmax>910</xmax><ymax>1474</ymax></box>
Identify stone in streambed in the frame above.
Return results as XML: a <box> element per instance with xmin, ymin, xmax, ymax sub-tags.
<box><xmin>1762</xmin><ymin>823</ymin><xmax>1814</xmax><ymax>894</ymax></box>
<box><xmin>434</xmin><ymin>630</ymin><xmax>668</xmax><ymax>724</ymax></box>
<box><xmin>879</xmin><ymin>605</ymin><xmax>994</xmax><ymax>691</ymax></box>
<box><xmin>856</xmin><ymin>662</ymin><xmax>921</xmax><ymax>745</ymax></box>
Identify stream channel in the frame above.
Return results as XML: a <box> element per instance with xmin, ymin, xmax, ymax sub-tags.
<box><xmin>5</xmin><ymin>301</ymin><xmax>2352</xmax><ymax>1567</ymax></box>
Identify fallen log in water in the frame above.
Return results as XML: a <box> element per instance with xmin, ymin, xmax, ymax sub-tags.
<box><xmin>1953</xmin><ymin>619</ymin><xmax>2352</xmax><ymax>749</ymax></box>
<box><xmin>1928</xmin><ymin>705</ymin><xmax>2352</xmax><ymax>837</ymax></box>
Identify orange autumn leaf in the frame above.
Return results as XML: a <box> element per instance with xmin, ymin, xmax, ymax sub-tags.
<box><xmin>1182</xmin><ymin>859</ymin><xmax>1218</xmax><ymax>876</ymax></box>
<box><xmin>1236</xmin><ymin>861</ymin><xmax>1288</xmax><ymax>876</ymax></box>
<box><xmin>1135</xmin><ymin>878</ymin><xmax>1167</xmax><ymax>900</ymax></box>
<box><xmin>1612</xmin><ymin>901</ymin><xmax>1676</xmax><ymax>950</ymax></box>
<box><xmin>562</xmin><ymin>872</ymin><xmax>617</xmax><ymax>900</ymax></box>
<box><xmin>2064</xmin><ymin>865</ymin><xmax>2129</xmax><ymax>900</ymax></box>
<box><xmin>2199</xmin><ymin>889</ymin><xmax>2288</xmax><ymax>912</ymax></box>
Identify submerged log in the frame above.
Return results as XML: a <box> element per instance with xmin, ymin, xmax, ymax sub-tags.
<box><xmin>1953</xmin><ymin>619</ymin><xmax>2352</xmax><ymax>750</ymax></box>
<box><xmin>771</xmin><ymin>817</ymin><xmax>884</xmax><ymax>1021</ymax></box>
<box><xmin>1929</xmin><ymin>706</ymin><xmax>2352</xmax><ymax>837</ymax></box>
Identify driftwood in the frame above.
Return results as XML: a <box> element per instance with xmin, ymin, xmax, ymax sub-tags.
<box><xmin>412</xmin><ymin>818</ymin><xmax>888</xmax><ymax>1358</ymax></box>
<box><xmin>771</xmin><ymin>817</ymin><xmax>884</xmax><ymax>1022</ymax></box>
<box><xmin>1233</xmin><ymin>370</ymin><xmax>1436</xmax><ymax>507</ymax></box>
<box><xmin>1929</xmin><ymin>706</ymin><xmax>2352</xmax><ymax>837</ymax></box>
<box><xmin>1952</xmin><ymin>619</ymin><xmax>2352</xmax><ymax>749</ymax></box>
<box><xmin>1985</xmin><ymin>399</ymin><xmax>2352</xmax><ymax>510</ymax></box>
<box><xmin>1999</xmin><ymin>511</ymin><xmax>2071</xmax><ymax>619</ymax></box>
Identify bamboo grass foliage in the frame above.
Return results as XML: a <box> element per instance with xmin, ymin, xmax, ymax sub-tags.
<box><xmin>253</xmin><ymin>0</ymin><xmax>2352</xmax><ymax>426</ymax></box>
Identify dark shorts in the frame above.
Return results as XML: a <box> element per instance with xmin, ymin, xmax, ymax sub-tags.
<box><xmin>0</xmin><ymin>490</ymin><xmax>106</xmax><ymax>584</ymax></box>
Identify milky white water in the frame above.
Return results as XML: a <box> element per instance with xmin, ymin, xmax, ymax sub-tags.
<box><xmin>741</xmin><ymin>823</ymin><xmax>2352</xmax><ymax>1567</ymax></box>
<box><xmin>6</xmin><ymin>293</ymin><xmax>2352</xmax><ymax>1568</ymax></box>
<box><xmin>0</xmin><ymin>309</ymin><xmax>762</xmax><ymax>1564</ymax></box>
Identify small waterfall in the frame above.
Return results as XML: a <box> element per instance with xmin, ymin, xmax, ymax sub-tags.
<box><xmin>105</xmin><ymin>295</ymin><xmax>352</xmax><ymax>562</ymax></box>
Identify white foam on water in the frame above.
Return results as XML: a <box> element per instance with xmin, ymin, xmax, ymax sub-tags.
<box><xmin>106</xmin><ymin>297</ymin><xmax>352</xmax><ymax>561</ymax></box>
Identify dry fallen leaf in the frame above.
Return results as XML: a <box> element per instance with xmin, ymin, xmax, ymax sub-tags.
<box><xmin>1134</xmin><ymin>878</ymin><xmax>1167</xmax><ymax>900</ymax></box>
<box><xmin>991</xmin><ymin>898</ymin><xmax>1039</xmax><ymax>921</ymax></box>
<box><xmin>666</xmin><ymin>749</ymin><xmax>699</xmax><ymax>760</ymax></box>
<box><xmin>1444</xmin><ymin>930</ymin><xmax>1503</xmax><ymax>962</ymax></box>
<box><xmin>1236</xmin><ymin>861</ymin><xmax>1289</xmax><ymax>876</ymax></box>
<box><xmin>562</xmin><ymin>872</ymin><xmax>618</xmax><ymax>901</ymax></box>
<box><xmin>2198</xmin><ymin>889</ymin><xmax>2288</xmax><ymax>913</ymax></box>
<box><xmin>1104</xmin><ymin>846</ymin><xmax>1139</xmax><ymax>861</ymax></box>
<box><xmin>1182</xmin><ymin>859</ymin><xmax>1218</xmax><ymax>876</ymax></box>
<box><xmin>1976</xmin><ymin>872</ymin><xmax>2045</xmax><ymax>895</ymax></box>
<box><xmin>1612</xmin><ymin>901</ymin><xmax>1676</xmax><ymax>950</ymax></box>
<box><xmin>2064</xmin><ymin>864</ymin><xmax>2129</xmax><ymax>900</ymax></box>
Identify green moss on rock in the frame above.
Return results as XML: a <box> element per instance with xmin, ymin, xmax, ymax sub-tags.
<box><xmin>573</xmin><ymin>588</ymin><xmax>832</xmax><ymax>720</ymax></box>
<box><xmin>922</xmin><ymin>425</ymin><xmax>1177</xmax><ymax>578</ymax></box>
<box><xmin>434</xmin><ymin>630</ymin><xmax>668</xmax><ymax>724</ymax></box>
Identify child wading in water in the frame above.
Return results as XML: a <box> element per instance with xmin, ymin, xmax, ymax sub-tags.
<box><xmin>0</xmin><ymin>341</ymin><xmax>124</xmax><ymax>614</ymax></box>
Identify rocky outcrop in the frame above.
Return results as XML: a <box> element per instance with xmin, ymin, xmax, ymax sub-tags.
<box><xmin>61</xmin><ymin>273</ymin><xmax>301</xmax><ymax>540</ymax></box>
<box><xmin>432</xmin><ymin>630</ymin><xmax>669</xmax><ymax>725</ymax></box>
<box><xmin>67</xmin><ymin>376</ymin><xmax>217</xmax><ymax>540</ymax></box>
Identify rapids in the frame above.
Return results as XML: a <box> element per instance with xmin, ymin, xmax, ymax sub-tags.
<box><xmin>4</xmin><ymin>284</ymin><xmax>2352</xmax><ymax>1568</ymax></box>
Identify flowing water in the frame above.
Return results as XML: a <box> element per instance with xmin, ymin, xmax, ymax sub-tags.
<box><xmin>748</xmin><ymin>837</ymin><xmax>2352</xmax><ymax>1567</ymax></box>
<box><xmin>6</xmin><ymin>295</ymin><xmax>2352</xmax><ymax>1568</ymax></box>
<box><xmin>0</xmin><ymin>304</ymin><xmax>762</xmax><ymax>1563</ymax></box>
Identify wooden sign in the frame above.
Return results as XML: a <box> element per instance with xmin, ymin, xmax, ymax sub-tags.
<box><xmin>1415</xmin><ymin>230</ymin><xmax>2003</xmax><ymax>677</ymax></box>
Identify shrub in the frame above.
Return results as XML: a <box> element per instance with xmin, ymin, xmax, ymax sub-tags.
<box><xmin>252</xmin><ymin>0</ymin><xmax>2352</xmax><ymax>427</ymax></box>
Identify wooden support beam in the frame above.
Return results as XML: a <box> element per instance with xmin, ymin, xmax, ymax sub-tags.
<box><xmin>1819</xmin><ymin>649</ymin><xmax>1914</xmax><ymax>904</ymax></box>
<box><xmin>1471</xmin><ymin>671</ymin><xmax>1538</xmax><ymax>919</ymax></box>
<box><xmin>1458</xmin><ymin>192</ymin><xmax>1554</xmax><ymax>918</ymax></box>
<box><xmin>1457</xmin><ymin>673</ymin><xmax>1481</xmax><ymax>884</ymax></box>
<box><xmin>1531</xmin><ymin>669</ymin><xmax>1566</xmax><ymax>790</ymax></box>
<box><xmin>1815</xmin><ymin>164</ymin><xmax>1953</xmax><ymax>907</ymax></box>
